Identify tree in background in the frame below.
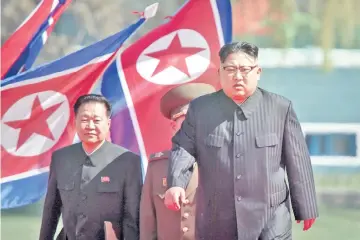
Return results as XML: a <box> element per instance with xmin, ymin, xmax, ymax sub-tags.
<box><xmin>314</xmin><ymin>0</ymin><xmax>360</xmax><ymax>70</ymax></box>
<box><xmin>232</xmin><ymin>0</ymin><xmax>360</xmax><ymax>71</ymax></box>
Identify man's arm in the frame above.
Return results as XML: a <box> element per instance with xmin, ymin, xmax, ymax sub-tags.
<box><xmin>139</xmin><ymin>163</ymin><xmax>157</xmax><ymax>240</ymax></box>
<box><xmin>123</xmin><ymin>153</ymin><xmax>143</xmax><ymax>240</ymax></box>
<box><xmin>167</xmin><ymin>103</ymin><xmax>197</xmax><ymax>189</ymax></box>
<box><xmin>282</xmin><ymin>102</ymin><xmax>319</xmax><ymax>220</ymax></box>
<box><xmin>39</xmin><ymin>153</ymin><xmax>62</xmax><ymax>239</ymax></box>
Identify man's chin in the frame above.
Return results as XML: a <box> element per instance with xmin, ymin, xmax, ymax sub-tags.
<box><xmin>233</xmin><ymin>91</ymin><xmax>247</xmax><ymax>99</ymax></box>
<box><xmin>82</xmin><ymin>138</ymin><xmax>100</xmax><ymax>144</ymax></box>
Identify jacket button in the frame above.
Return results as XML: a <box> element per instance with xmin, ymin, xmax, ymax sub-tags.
<box><xmin>236</xmin><ymin>175</ymin><xmax>241</xmax><ymax>180</ymax></box>
<box><xmin>182</xmin><ymin>227</ymin><xmax>189</xmax><ymax>232</ymax></box>
<box><xmin>236</xmin><ymin>132</ymin><xmax>243</xmax><ymax>136</ymax></box>
<box><xmin>237</xmin><ymin>196</ymin><xmax>242</xmax><ymax>201</ymax></box>
<box><xmin>81</xmin><ymin>195</ymin><xmax>87</xmax><ymax>200</ymax></box>
<box><xmin>183</xmin><ymin>212</ymin><xmax>189</xmax><ymax>219</ymax></box>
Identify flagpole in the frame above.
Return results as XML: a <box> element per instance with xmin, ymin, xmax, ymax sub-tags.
<box><xmin>91</xmin><ymin>3</ymin><xmax>159</xmax><ymax>92</ymax></box>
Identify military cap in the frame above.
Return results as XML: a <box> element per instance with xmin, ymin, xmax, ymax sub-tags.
<box><xmin>160</xmin><ymin>83</ymin><xmax>216</xmax><ymax>120</ymax></box>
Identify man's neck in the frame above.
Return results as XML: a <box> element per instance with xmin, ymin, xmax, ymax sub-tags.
<box><xmin>82</xmin><ymin>140</ymin><xmax>105</xmax><ymax>155</ymax></box>
<box><xmin>232</xmin><ymin>96</ymin><xmax>249</xmax><ymax>105</ymax></box>
<box><xmin>232</xmin><ymin>89</ymin><xmax>256</xmax><ymax>105</ymax></box>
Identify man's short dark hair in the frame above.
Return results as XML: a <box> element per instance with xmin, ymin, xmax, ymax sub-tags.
<box><xmin>74</xmin><ymin>94</ymin><xmax>112</xmax><ymax>117</ymax></box>
<box><xmin>218</xmin><ymin>41</ymin><xmax>259</xmax><ymax>63</ymax></box>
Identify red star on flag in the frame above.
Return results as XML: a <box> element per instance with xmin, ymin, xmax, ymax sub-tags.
<box><xmin>4</xmin><ymin>96</ymin><xmax>63</xmax><ymax>150</ymax></box>
<box><xmin>146</xmin><ymin>33</ymin><xmax>206</xmax><ymax>77</ymax></box>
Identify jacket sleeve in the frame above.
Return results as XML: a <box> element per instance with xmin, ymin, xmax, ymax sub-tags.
<box><xmin>282</xmin><ymin>102</ymin><xmax>319</xmax><ymax>220</ymax></box>
<box><xmin>168</xmin><ymin>102</ymin><xmax>197</xmax><ymax>190</ymax></box>
<box><xmin>123</xmin><ymin>153</ymin><xmax>143</xmax><ymax>240</ymax></box>
<box><xmin>39</xmin><ymin>152</ymin><xmax>62</xmax><ymax>239</ymax></box>
<box><xmin>139</xmin><ymin>163</ymin><xmax>157</xmax><ymax>240</ymax></box>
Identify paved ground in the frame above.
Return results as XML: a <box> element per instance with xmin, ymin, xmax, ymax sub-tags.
<box><xmin>2</xmin><ymin>172</ymin><xmax>359</xmax><ymax>239</ymax></box>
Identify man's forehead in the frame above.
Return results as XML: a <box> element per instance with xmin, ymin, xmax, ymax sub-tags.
<box><xmin>78</xmin><ymin>103</ymin><xmax>107</xmax><ymax>115</ymax></box>
<box><xmin>79</xmin><ymin>111</ymin><xmax>102</xmax><ymax>116</ymax></box>
<box><xmin>79</xmin><ymin>102</ymin><xmax>105</xmax><ymax>110</ymax></box>
<box><xmin>223</xmin><ymin>52</ymin><xmax>257</xmax><ymax>64</ymax></box>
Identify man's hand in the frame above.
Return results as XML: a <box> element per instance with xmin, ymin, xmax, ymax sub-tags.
<box><xmin>297</xmin><ymin>219</ymin><xmax>316</xmax><ymax>231</ymax></box>
<box><xmin>164</xmin><ymin>187</ymin><xmax>188</xmax><ymax>211</ymax></box>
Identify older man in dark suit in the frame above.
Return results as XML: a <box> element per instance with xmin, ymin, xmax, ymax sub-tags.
<box><xmin>164</xmin><ymin>42</ymin><xmax>319</xmax><ymax>240</ymax></box>
<box><xmin>39</xmin><ymin>94</ymin><xmax>142</xmax><ymax>240</ymax></box>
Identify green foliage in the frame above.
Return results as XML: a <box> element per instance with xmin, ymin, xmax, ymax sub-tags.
<box><xmin>235</xmin><ymin>0</ymin><xmax>360</xmax><ymax>71</ymax></box>
<box><xmin>261</xmin><ymin>11</ymin><xmax>320</xmax><ymax>48</ymax></box>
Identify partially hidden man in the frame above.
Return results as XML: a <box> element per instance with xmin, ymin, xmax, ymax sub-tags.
<box><xmin>39</xmin><ymin>94</ymin><xmax>142</xmax><ymax>240</ymax></box>
<box><xmin>165</xmin><ymin>42</ymin><xmax>319</xmax><ymax>240</ymax></box>
<box><xmin>140</xmin><ymin>83</ymin><xmax>216</xmax><ymax>240</ymax></box>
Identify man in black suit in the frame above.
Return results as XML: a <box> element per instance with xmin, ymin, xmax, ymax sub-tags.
<box><xmin>164</xmin><ymin>42</ymin><xmax>319</xmax><ymax>239</ymax></box>
<box><xmin>39</xmin><ymin>94</ymin><xmax>142</xmax><ymax>240</ymax></box>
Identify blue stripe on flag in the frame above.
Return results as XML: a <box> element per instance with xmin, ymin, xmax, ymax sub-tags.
<box><xmin>1</xmin><ymin>18</ymin><xmax>146</xmax><ymax>86</ymax></box>
<box><xmin>216</xmin><ymin>0</ymin><xmax>232</xmax><ymax>44</ymax></box>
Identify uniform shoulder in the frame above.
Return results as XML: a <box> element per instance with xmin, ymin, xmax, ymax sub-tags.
<box><xmin>148</xmin><ymin>150</ymin><xmax>170</xmax><ymax>163</ymax></box>
<box><xmin>259</xmin><ymin>88</ymin><xmax>291</xmax><ymax>108</ymax></box>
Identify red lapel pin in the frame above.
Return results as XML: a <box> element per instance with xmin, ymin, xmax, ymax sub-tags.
<box><xmin>101</xmin><ymin>176</ymin><xmax>110</xmax><ymax>183</ymax></box>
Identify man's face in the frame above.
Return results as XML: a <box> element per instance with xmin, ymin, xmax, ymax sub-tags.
<box><xmin>219</xmin><ymin>52</ymin><xmax>261</xmax><ymax>102</ymax></box>
<box><xmin>170</xmin><ymin>115</ymin><xmax>186</xmax><ymax>136</ymax></box>
<box><xmin>75</xmin><ymin>102</ymin><xmax>111</xmax><ymax>144</ymax></box>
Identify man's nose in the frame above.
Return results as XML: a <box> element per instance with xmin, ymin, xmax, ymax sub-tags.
<box><xmin>86</xmin><ymin>120</ymin><xmax>96</xmax><ymax>129</ymax></box>
<box><xmin>234</xmin><ymin>70</ymin><xmax>244</xmax><ymax>80</ymax></box>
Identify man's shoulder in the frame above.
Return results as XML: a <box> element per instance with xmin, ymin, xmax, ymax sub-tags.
<box><xmin>189</xmin><ymin>90</ymin><xmax>220</xmax><ymax>107</ymax></box>
<box><xmin>147</xmin><ymin>151</ymin><xmax>170</xmax><ymax>181</ymax></box>
<box><xmin>52</xmin><ymin>142</ymin><xmax>82</xmax><ymax>156</ymax></box>
<box><xmin>105</xmin><ymin>141</ymin><xmax>132</xmax><ymax>155</ymax></box>
<box><xmin>51</xmin><ymin>143</ymin><xmax>82</xmax><ymax>167</ymax></box>
<box><xmin>148</xmin><ymin>150</ymin><xmax>170</xmax><ymax>162</ymax></box>
<box><xmin>104</xmin><ymin>142</ymin><xmax>141</xmax><ymax>164</ymax></box>
<box><xmin>259</xmin><ymin>88</ymin><xmax>291</xmax><ymax>108</ymax></box>
<box><xmin>148</xmin><ymin>150</ymin><xmax>170</xmax><ymax>164</ymax></box>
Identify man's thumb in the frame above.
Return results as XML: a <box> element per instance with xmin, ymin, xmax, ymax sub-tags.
<box><xmin>180</xmin><ymin>190</ymin><xmax>188</xmax><ymax>204</ymax></box>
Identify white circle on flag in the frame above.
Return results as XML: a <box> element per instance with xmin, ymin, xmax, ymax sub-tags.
<box><xmin>1</xmin><ymin>91</ymin><xmax>70</xmax><ymax>157</ymax></box>
<box><xmin>136</xmin><ymin>29</ymin><xmax>211</xmax><ymax>85</ymax></box>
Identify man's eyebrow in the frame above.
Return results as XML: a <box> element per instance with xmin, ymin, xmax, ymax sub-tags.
<box><xmin>79</xmin><ymin>114</ymin><xmax>93</xmax><ymax>118</ymax></box>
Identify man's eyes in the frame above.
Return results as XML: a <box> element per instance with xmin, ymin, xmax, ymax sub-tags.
<box><xmin>81</xmin><ymin>119</ymin><xmax>101</xmax><ymax>122</ymax></box>
<box><xmin>224</xmin><ymin>66</ymin><xmax>251</xmax><ymax>72</ymax></box>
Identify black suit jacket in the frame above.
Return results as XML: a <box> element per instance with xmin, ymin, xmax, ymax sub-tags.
<box><xmin>168</xmin><ymin>88</ymin><xmax>319</xmax><ymax>239</ymax></box>
<box><xmin>39</xmin><ymin>141</ymin><xmax>142</xmax><ymax>240</ymax></box>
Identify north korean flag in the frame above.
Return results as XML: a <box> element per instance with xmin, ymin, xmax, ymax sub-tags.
<box><xmin>0</xmin><ymin>14</ymin><xmax>148</xmax><ymax>209</ymax></box>
<box><xmin>101</xmin><ymin>0</ymin><xmax>232</xmax><ymax>169</ymax></box>
<box><xmin>1</xmin><ymin>0</ymin><xmax>72</xmax><ymax>79</ymax></box>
